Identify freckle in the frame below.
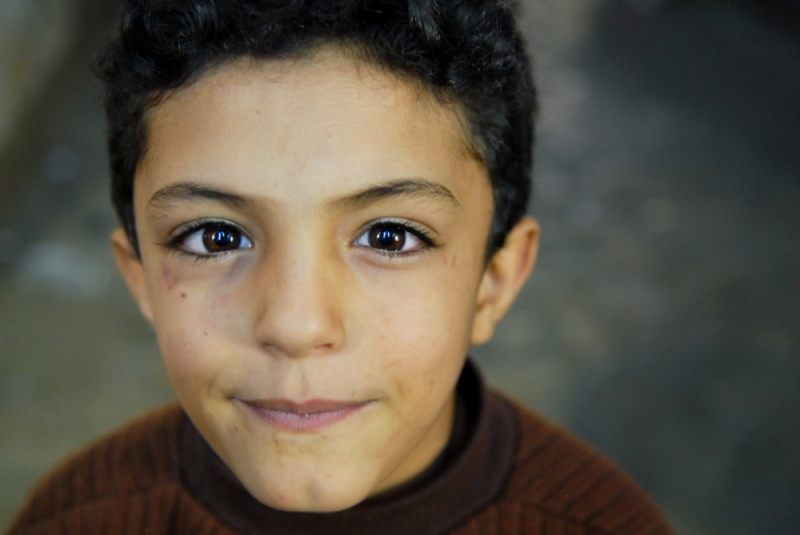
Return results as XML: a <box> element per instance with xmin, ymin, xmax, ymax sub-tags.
<box><xmin>181</xmin><ymin>292</ymin><xmax>187</xmax><ymax>298</ymax></box>
<box><xmin>203</xmin><ymin>331</ymin><xmax>208</xmax><ymax>336</ymax></box>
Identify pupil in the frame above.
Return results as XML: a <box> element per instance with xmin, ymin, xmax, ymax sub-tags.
<box><xmin>370</xmin><ymin>225</ymin><xmax>405</xmax><ymax>251</ymax></box>
<box><xmin>203</xmin><ymin>226</ymin><xmax>239</xmax><ymax>252</ymax></box>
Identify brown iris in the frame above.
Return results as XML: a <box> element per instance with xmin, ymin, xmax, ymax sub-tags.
<box><xmin>202</xmin><ymin>225</ymin><xmax>242</xmax><ymax>253</ymax></box>
<box><xmin>368</xmin><ymin>224</ymin><xmax>406</xmax><ymax>252</ymax></box>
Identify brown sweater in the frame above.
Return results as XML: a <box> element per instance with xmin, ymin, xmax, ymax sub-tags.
<box><xmin>6</xmin><ymin>362</ymin><xmax>673</xmax><ymax>535</ymax></box>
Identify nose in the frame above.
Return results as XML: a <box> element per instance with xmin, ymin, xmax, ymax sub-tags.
<box><xmin>252</xmin><ymin>245</ymin><xmax>346</xmax><ymax>359</ymax></box>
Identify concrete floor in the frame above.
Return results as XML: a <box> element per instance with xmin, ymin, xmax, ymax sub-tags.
<box><xmin>1</xmin><ymin>1</ymin><xmax>798</xmax><ymax>533</ymax></box>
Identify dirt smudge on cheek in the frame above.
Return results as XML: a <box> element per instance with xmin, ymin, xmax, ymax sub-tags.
<box><xmin>162</xmin><ymin>263</ymin><xmax>179</xmax><ymax>291</ymax></box>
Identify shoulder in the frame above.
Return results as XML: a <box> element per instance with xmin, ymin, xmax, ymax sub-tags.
<box><xmin>6</xmin><ymin>405</ymin><xmax>190</xmax><ymax>534</ymax></box>
<box><xmin>460</xmin><ymin>392</ymin><xmax>674</xmax><ymax>535</ymax></box>
<box><xmin>501</xmin><ymin>394</ymin><xmax>674</xmax><ymax>534</ymax></box>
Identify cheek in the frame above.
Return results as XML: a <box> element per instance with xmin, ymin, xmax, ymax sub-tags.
<box><xmin>159</xmin><ymin>326</ymin><xmax>204</xmax><ymax>392</ymax></box>
<box><xmin>360</xmin><ymin>256</ymin><xmax>480</xmax><ymax>410</ymax></box>
<box><xmin>149</xmin><ymin>266</ymin><xmax>250</xmax><ymax>400</ymax></box>
<box><xmin>152</xmin><ymin>257</ymin><xmax>253</xmax><ymax>334</ymax></box>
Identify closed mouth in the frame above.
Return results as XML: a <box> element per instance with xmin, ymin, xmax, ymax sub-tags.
<box><xmin>240</xmin><ymin>398</ymin><xmax>373</xmax><ymax>431</ymax></box>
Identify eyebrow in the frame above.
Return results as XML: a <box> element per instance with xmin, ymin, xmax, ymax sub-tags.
<box><xmin>336</xmin><ymin>179</ymin><xmax>460</xmax><ymax>210</ymax></box>
<box><xmin>148</xmin><ymin>182</ymin><xmax>256</xmax><ymax>214</ymax></box>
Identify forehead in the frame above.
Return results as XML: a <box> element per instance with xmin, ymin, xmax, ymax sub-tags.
<box><xmin>136</xmin><ymin>47</ymin><xmax>487</xmax><ymax>209</ymax></box>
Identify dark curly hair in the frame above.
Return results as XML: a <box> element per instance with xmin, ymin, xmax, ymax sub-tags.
<box><xmin>96</xmin><ymin>0</ymin><xmax>536</xmax><ymax>258</ymax></box>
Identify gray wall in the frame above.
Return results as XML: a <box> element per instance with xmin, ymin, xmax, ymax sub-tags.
<box><xmin>0</xmin><ymin>0</ymin><xmax>77</xmax><ymax>152</ymax></box>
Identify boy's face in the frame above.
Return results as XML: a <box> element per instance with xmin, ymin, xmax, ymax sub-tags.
<box><xmin>115</xmin><ymin>48</ymin><xmax>537</xmax><ymax>512</ymax></box>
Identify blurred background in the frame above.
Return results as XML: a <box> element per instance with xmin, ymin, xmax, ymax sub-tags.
<box><xmin>0</xmin><ymin>0</ymin><xmax>798</xmax><ymax>532</ymax></box>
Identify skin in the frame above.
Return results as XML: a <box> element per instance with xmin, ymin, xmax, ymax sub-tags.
<box><xmin>113</xmin><ymin>47</ymin><xmax>539</xmax><ymax>512</ymax></box>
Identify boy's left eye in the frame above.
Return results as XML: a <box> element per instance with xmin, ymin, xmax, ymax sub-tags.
<box><xmin>353</xmin><ymin>222</ymin><xmax>426</xmax><ymax>254</ymax></box>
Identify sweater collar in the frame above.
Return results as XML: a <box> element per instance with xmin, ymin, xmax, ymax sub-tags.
<box><xmin>179</xmin><ymin>359</ymin><xmax>518</xmax><ymax>535</ymax></box>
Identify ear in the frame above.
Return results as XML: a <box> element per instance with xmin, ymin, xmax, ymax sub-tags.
<box><xmin>470</xmin><ymin>216</ymin><xmax>539</xmax><ymax>345</ymax></box>
<box><xmin>111</xmin><ymin>227</ymin><xmax>154</xmax><ymax>324</ymax></box>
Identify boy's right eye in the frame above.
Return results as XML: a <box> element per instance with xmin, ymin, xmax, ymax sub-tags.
<box><xmin>170</xmin><ymin>221</ymin><xmax>253</xmax><ymax>257</ymax></box>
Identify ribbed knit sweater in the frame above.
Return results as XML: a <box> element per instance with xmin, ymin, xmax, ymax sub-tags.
<box><xmin>6</xmin><ymin>362</ymin><xmax>673</xmax><ymax>535</ymax></box>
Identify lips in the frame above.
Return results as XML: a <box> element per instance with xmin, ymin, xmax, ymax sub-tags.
<box><xmin>241</xmin><ymin>399</ymin><xmax>372</xmax><ymax>431</ymax></box>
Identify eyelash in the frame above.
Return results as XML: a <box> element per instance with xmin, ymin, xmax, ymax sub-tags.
<box><xmin>162</xmin><ymin>219</ymin><xmax>252</xmax><ymax>262</ymax></box>
<box><xmin>354</xmin><ymin>218</ymin><xmax>438</xmax><ymax>260</ymax></box>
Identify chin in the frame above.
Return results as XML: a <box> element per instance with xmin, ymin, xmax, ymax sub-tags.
<box><xmin>246</xmin><ymin>473</ymin><xmax>373</xmax><ymax>513</ymax></box>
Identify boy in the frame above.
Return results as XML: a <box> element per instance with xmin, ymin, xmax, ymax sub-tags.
<box><xmin>7</xmin><ymin>0</ymin><xmax>673</xmax><ymax>533</ymax></box>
